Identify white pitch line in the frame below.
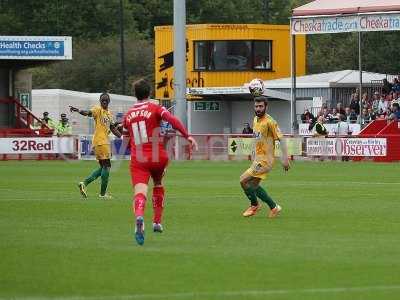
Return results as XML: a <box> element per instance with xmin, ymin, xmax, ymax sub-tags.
<box><xmin>5</xmin><ymin>285</ymin><xmax>400</xmax><ymax>300</ymax></box>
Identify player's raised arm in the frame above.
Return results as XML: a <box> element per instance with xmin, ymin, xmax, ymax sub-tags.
<box><xmin>110</xmin><ymin>122</ymin><xmax>122</xmax><ymax>138</ymax></box>
<box><xmin>69</xmin><ymin>106</ymin><xmax>92</xmax><ymax>117</ymax></box>
<box><xmin>160</xmin><ymin>109</ymin><xmax>198</xmax><ymax>151</ymax></box>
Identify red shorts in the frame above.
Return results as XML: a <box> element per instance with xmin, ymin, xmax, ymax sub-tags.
<box><xmin>130</xmin><ymin>151</ymin><xmax>169</xmax><ymax>186</ymax></box>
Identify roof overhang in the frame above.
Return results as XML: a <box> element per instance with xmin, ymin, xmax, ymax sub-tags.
<box><xmin>187</xmin><ymin>86</ymin><xmax>291</xmax><ymax>101</ymax></box>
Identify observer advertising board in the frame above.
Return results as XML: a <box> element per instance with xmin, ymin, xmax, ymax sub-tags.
<box><xmin>306</xmin><ymin>138</ymin><xmax>387</xmax><ymax>157</ymax></box>
<box><xmin>0</xmin><ymin>137</ymin><xmax>75</xmax><ymax>154</ymax></box>
<box><xmin>292</xmin><ymin>13</ymin><xmax>400</xmax><ymax>35</ymax></box>
<box><xmin>0</xmin><ymin>36</ymin><xmax>72</xmax><ymax>60</ymax></box>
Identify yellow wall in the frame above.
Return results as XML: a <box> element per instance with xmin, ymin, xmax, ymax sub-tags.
<box><xmin>154</xmin><ymin>24</ymin><xmax>306</xmax><ymax>100</ymax></box>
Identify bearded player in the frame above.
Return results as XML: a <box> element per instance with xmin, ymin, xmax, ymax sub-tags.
<box><xmin>123</xmin><ymin>79</ymin><xmax>198</xmax><ymax>246</ymax></box>
<box><xmin>240</xmin><ymin>80</ymin><xmax>290</xmax><ymax>218</ymax></box>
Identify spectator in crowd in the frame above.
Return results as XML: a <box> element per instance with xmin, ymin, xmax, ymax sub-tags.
<box><xmin>56</xmin><ymin>113</ymin><xmax>72</xmax><ymax>136</ymax></box>
<box><xmin>301</xmin><ymin>108</ymin><xmax>314</xmax><ymax>123</ymax></box>
<box><xmin>378</xmin><ymin>95</ymin><xmax>388</xmax><ymax>114</ymax></box>
<box><xmin>367</xmin><ymin>108</ymin><xmax>376</xmax><ymax>122</ymax></box>
<box><xmin>344</xmin><ymin>107</ymin><xmax>351</xmax><ymax>123</ymax></box>
<box><xmin>361</xmin><ymin>92</ymin><xmax>370</xmax><ymax>110</ymax></box>
<box><xmin>349</xmin><ymin>93</ymin><xmax>360</xmax><ymax>115</ymax></box>
<box><xmin>336</xmin><ymin>102</ymin><xmax>346</xmax><ymax>116</ymax></box>
<box><xmin>392</xmin><ymin>78</ymin><xmax>400</xmax><ymax>93</ymax></box>
<box><xmin>392</xmin><ymin>103</ymin><xmax>400</xmax><ymax>120</ymax></box>
<box><xmin>360</xmin><ymin>108</ymin><xmax>371</xmax><ymax>126</ymax></box>
<box><xmin>372</xmin><ymin>91</ymin><xmax>380</xmax><ymax>113</ymax></box>
<box><xmin>40</xmin><ymin>111</ymin><xmax>56</xmax><ymax>130</ymax></box>
<box><xmin>330</xmin><ymin>108</ymin><xmax>340</xmax><ymax>123</ymax></box>
<box><xmin>313</xmin><ymin>115</ymin><xmax>328</xmax><ymax>137</ymax></box>
<box><xmin>242</xmin><ymin>123</ymin><xmax>253</xmax><ymax>134</ymax></box>
<box><xmin>382</xmin><ymin>78</ymin><xmax>393</xmax><ymax>95</ymax></box>
<box><xmin>336</xmin><ymin>114</ymin><xmax>350</xmax><ymax>136</ymax></box>
<box><xmin>349</xmin><ymin>108</ymin><xmax>358</xmax><ymax>124</ymax></box>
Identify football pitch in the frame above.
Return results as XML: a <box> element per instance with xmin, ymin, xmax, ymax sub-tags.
<box><xmin>1</xmin><ymin>160</ymin><xmax>400</xmax><ymax>300</ymax></box>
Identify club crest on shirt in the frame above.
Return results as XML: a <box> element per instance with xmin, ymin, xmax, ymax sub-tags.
<box><xmin>254</xmin><ymin>132</ymin><xmax>262</xmax><ymax>139</ymax></box>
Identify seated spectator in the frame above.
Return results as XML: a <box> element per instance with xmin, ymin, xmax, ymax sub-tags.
<box><xmin>329</xmin><ymin>108</ymin><xmax>340</xmax><ymax>123</ymax></box>
<box><xmin>301</xmin><ymin>108</ymin><xmax>314</xmax><ymax>123</ymax></box>
<box><xmin>372</xmin><ymin>91</ymin><xmax>380</xmax><ymax>113</ymax></box>
<box><xmin>390</xmin><ymin>103</ymin><xmax>400</xmax><ymax>120</ymax></box>
<box><xmin>344</xmin><ymin>107</ymin><xmax>351</xmax><ymax>123</ymax></box>
<box><xmin>378</xmin><ymin>95</ymin><xmax>388</xmax><ymax>114</ymax></box>
<box><xmin>349</xmin><ymin>108</ymin><xmax>358</xmax><ymax>124</ymax></box>
<box><xmin>361</xmin><ymin>92</ymin><xmax>370</xmax><ymax>110</ymax></box>
<box><xmin>56</xmin><ymin>113</ymin><xmax>72</xmax><ymax>136</ymax></box>
<box><xmin>367</xmin><ymin>108</ymin><xmax>376</xmax><ymax>122</ymax></box>
<box><xmin>360</xmin><ymin>108</ymin><xmax>371</xmax><ymax>126</ymax></box>
<box><xmin>242</xmin><ymin>123</ymin><xmax>253</xmax><ymax>134</ymax></box>
<box><xmin>336</xmin><ymin>102</ymin><xmax>345</xmax><ymax>116</ymax></box>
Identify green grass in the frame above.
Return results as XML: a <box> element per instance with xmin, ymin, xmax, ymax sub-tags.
<box><xmin>0</xmin><ymin>160</ymin><xmax>400</xmax><ymax>300</ymax></box>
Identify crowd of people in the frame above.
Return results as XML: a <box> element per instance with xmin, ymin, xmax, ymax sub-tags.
<box><xmin>34</xmin><ymin>111</ymin><xmax>72</xmax><ymax>136</ymax></box>
<box><xmin>301</xmin><ymin>79</ymin><xmax>400</xmax><ymax>130</ymax></box>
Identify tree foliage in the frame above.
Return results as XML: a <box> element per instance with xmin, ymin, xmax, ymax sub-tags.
<box><xmin>0</xmin><ymin>0</ymin><xmax>399</xmax><ymax>94</ymax></box>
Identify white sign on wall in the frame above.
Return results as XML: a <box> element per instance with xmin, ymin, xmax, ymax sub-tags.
<box><xmin>299</xmin><ymin>123</ymin><xmax>360</xmax><ymax>136</ymax></box>
<box><xmin>0</xmin><ymin>137</ymin><xmax>75</xmax><ymax>154</ymax></box>
<box><xmin>306</xmin><ymin>138</ymin><xmax>387</xmax><ymax>157</ymax></box>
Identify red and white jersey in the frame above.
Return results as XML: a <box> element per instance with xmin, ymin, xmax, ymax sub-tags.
<box><xmin>123</xmin><ymin>100</ymin><xmax>189</xmax><ymax>157</ymax></box>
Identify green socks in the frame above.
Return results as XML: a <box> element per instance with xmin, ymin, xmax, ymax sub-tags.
<box><xmin>83</xmin><ymin>167</ymin><xmax>102</xmax><ymax>186</ymax></box>
<box><xmin>255</xmin><ymin>186</ymin><xmax>276</xmax><ymax>209</ymax></box>
<box><xmin>244</xmin><ymin>187</ymin><xmax>258</xmax><ymax>206</ymax></box>
<box><xmin>100</xmin><ymin>167</ymin><xmax>110</xmax><ymax>196</ymax></box>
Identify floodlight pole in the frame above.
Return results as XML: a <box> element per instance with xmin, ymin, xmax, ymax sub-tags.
<box><xmin>173</xmin><ymin>0</ymin><xmax>187</xmax><ymax>127</ymax></box>
<box><xmin>173</xmin><ymin>0</ymin><xmax>187</xmax><ymax>160</ymax></box>
<box><xmin>290</xmin><ymin>19</ymin><xmax>297</xmax><ymax>135</ymax></box>
<box><xmin>358</xmin><ymin>31</ymin><xmax>363</xmax><ymax>125</ymax></box>
<box><xmin>119</xmin><ymin>0</ymin><xmax>126</xmax><ymax>95</ymax></box>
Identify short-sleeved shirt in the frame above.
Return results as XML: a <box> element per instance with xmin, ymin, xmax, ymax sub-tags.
<box><xmin>91</xmin><ymin>105</ymin><xmax>114</xmax><ymax>146</ymax></box>
<box><xmin>123</xmin><ymin>101</ymin><xmax>168</xmax><ymax>157</ymax></box>
<box><xmin>252</xmin><ymin>114</ymin><xmax>282</xmax><ymax>166</ymax></box>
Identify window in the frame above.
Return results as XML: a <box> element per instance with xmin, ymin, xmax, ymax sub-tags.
<box><xmin>253</xmin><ymin>41</ymin><xmax>272</xmax><ymax>70</ymax></box>
<box><xmin>194</xmin><ymin>40</ymin><xmax>272</xmax><ymax>71</ymax></box>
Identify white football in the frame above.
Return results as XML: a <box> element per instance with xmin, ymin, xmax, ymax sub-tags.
<box><xmin>248</xmin><ymin>78</ymin><xmax>265</xmax><ymax>97</ymax></box>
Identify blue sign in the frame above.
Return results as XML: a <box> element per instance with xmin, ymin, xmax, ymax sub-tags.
<box><xmin>0</xmin><ymin>36</ymin><xmax>72</xmax><ymax>60</ymax></box>
<box><xmin>0</xmin><ymin>40</ymin><xmax>64</xmax><ymax>57</ymax></box>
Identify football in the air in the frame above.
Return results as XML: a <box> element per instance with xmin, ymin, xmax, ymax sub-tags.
<box><xmin>248</xmin><ymin>78</ymin><xmax>265</xmax><ymax>97</ymax></box>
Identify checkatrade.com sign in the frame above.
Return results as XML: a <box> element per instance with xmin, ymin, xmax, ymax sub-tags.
<box><xmin>0</xmin><ymin>36</ymin><xmax>72</xmax><ymax>60</ymax></box>
<box><xmin>292</xmin><ymin>13</ymin><xmax>400</xmax><ymax>35</ymax></box>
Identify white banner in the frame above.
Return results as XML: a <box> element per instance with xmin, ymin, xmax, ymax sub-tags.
<box><xmin>292</xmin><ymin>13</ymin><xmax>400</xmax><ymax>35</ymax></box>
<box><xmin>299</xmin><ymin>123</ymin><xmax>360</xmax><ymax>136</ymax></box>
<box><xmin>0</xmin><ymin>137</ymin><xmax>75</xmax><ymax>154</ymax></box>
<box><xmin>307</xmin><ymin>138</ymin><xmax>387</xmax><ymax>157</ymax></box>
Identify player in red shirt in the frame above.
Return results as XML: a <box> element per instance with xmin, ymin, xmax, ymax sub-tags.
<box><xmin>123</xmin><ymin>79</ymin><xmax>198</xmax><ymax>245</ymax></box>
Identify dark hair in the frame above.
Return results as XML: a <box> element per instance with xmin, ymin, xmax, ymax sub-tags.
<box><xmin>254</xmin><ymin>96</ymin><xmax>268</xmax><ymax>105</ymax></box>
<box><xmin>133</xmin><ymin>79</ymin><xmax>151</xmax><ymax>100</ymax></box>
<box><xmin>99</xmin><ymin>92</ymin><xmax>110</xmax><ymax>103</ymax></box>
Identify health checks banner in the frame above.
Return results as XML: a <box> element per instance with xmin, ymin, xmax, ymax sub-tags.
<box><xmin>0</xmin><ymin>36</ymin><xmax>72</xmax><ymax>60</ymax></box>
<box><xmin>292</xmin><ymin>13</ymin><xmax>400</xmax><ymax>35</ymax></box>
<box><xmin>307</xmin><ymin>138</ymin><xmax>387</xmax><ymax>157</ymax></box>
